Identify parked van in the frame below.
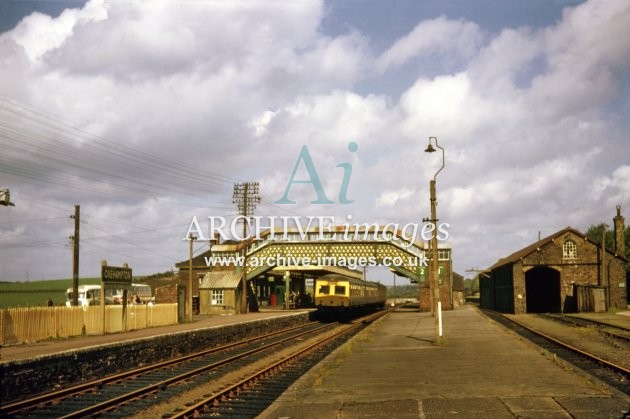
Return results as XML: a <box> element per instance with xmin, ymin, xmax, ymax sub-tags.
<box><xmin>65</xmin><ymin>285</ymin><xmax>115</xmax><ymax>307</ymax></box>
<box><xmin>131</xmin><ymin>284</ymin><xmax>153</xmax><ymax>304</ymax></box>
<box><xmin>112</xmin><ymin>283</ymin><xmax>153</xmax><ymax>304</ymax></box>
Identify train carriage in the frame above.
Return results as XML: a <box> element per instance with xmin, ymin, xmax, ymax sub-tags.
<box><xmin>315</xmin><ymin>274</ymin><xmax>386</xmax><ymax>316</ymax></box>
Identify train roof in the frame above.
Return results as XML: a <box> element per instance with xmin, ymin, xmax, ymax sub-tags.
<box><xmin>316</xmin><ymin>274</ymin><xmax>385</xmax><ymax>287</ymax></box>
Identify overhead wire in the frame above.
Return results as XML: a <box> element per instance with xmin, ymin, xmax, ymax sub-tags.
<box><xmin>1</xmin><ymin>95</ymin><xmax>315</xmax><ymax>219</ymax></box>
<box><xmin>81</xmin><ymin>241</ymin><xmax>163</xmax><ymax>266</ymax></box>
<box><xmin>0</xmin><ymin>216</ymin><xmax>68</xmax><ymax>225</ymax></box>
<box><xmin>82</xmin><ymin>221</ymin><xmax>180</xmax><ymax>261</ymax></box>
<box><xmin>0</xmin><ymin>96</ymin><xmax>235</xmax><ymax>187</ymax></box>
<box><xmin>0</xmin><ymin>95</ymin><xmax>327</xmax><ymax>273</ymax></box>
<box><xmin>0</xmin><ymin>131</ymin><xmax>231</xmax><ymax>208</ymax></box>
<box><xmin>0</xmin><ymin>96</ymin><xmax>236</xmax><ymax>207</ymax></box>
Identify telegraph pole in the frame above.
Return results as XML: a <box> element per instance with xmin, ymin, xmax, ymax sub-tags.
<box><xmin>187</xmin><ymin>233</ymin><xmax>197</xmax><ymax>321</ymax></box>
<box><xmin>233</xmin><ymin>182</ymin><xmax>261</xmax><ymax>314</ymax></box>
<box><xmin>0</xmin><ymin>188</ymin><xmax>15</xmax><ymax>207</ymax></box>
<box><xmin>70</xmin><ymin>205</ymin><xmax>80</xmax><ymax>306</ymax></box>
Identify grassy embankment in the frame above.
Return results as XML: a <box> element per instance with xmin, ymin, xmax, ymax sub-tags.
<box><xmin>0</xmin><ymin>275</ymin><xmax>175</xmax><ymax>308</ymax></box>
<box><xmin>0</xmin><ymin>278</ymin><xmax>100</xmax><ymax>308</ymax></box>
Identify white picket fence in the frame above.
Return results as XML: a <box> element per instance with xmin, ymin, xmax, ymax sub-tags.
<box><xmin>0</xmin><ymin>303</ymin><xmax>178</xmax><ymax>345</ymax></box>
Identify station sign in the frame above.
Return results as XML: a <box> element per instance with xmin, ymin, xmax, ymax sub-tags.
<box><xmin>101</xmin><ymin>262</ymin><xmax>132</xmax><ymax>289</ymax></box>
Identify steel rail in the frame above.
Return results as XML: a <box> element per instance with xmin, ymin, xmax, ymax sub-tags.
<box><xmin>56</xmin><ymin>321</ymin><xmax>336</xmax><ymax>419</ymax></box>
<box><xmin>169</xmin><ymin>309</ymin><xmax>389</xmax><ymax>419</ymax></box>
<box><xmin>562</xmin><ymin>314</ymin><xmax>630</xmax><ymax>332</ymax></box>
<box><xmin>539</xmin><ymin>313</ymin><xmax>630</xmax><ymax>343</ymax></box>
<box><xmin>0</xmin><ymin>321</ymin><xmax>321</xmax><ymax>415</ymax></box>
<box><xmin>481</xmin><ymin>309</ymin><xmax>630</xmax><ymax>377</ymax></box>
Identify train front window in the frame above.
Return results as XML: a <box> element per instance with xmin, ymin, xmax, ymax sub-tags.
<box><xmin>334</xmin><ymin>285</ymin><xmax>346</xmax><ymax>295</ymax></box>
<box><xmin>318</xmin><ymin>285</ymin><xmax>330</xmax><ymax>295</ymax></box>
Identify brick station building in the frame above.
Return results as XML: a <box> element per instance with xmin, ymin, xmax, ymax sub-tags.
<box><xmin>481</xmin><ymin>206</ymin><xmax>627</xmax><ymax>314</ymax></box>
<box><xmin>416</xmin><ymin>244</ymin><xmax>454</xmax><ymax>311</ymax></box>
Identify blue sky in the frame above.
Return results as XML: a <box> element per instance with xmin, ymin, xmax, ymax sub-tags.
<box><xmin>1</xmin><ymin>1</ymin><xmax>582</xmax><ymax>34</ymax></box>
<box><xmin>0</xmin><ymin>0</ymin><xmax>628</xmax><ymax>283</ymax></box>
<box><xmin>322</xmin><ymin>0</ymin><xmax>584</xmax><ymax>98</ymax></box>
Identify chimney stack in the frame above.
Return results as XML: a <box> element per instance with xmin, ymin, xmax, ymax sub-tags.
<box><xmin>613</xmin><ymin>205</ymin><xmax>625</xmax><ymax>256</ymax></box>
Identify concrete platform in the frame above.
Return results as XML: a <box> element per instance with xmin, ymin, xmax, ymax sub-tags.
<box><xmin>259</xmin><ymin>305</ymin><xmax>630</xmax><ymax>419</ymax></box>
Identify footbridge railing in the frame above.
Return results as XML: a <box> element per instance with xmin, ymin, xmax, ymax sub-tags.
<box><xmin>211</xmin><ymin>226</ymin><xmax>434</xmax><ymax>282</ymax></box>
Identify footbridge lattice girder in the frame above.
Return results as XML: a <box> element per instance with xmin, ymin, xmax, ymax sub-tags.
<box><xmin>209</xmin><ymin>226</ymin><xmax>441</xmax><ymax>282</ymax></box>
<box><xmin>243</xmin><ymin>239</ymin><xmax>428</xmax><ymax>282</ymax></box>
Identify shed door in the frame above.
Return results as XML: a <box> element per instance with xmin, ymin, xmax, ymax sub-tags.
<box><xmin>525</xmin><ymin>267</ymin><xmax>561</xmax><ymax>313</ymax></box>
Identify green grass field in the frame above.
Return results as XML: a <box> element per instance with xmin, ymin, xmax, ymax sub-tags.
<box><xmin>0</xmin><ymin>278</ymin><xmax>101</xmax><ymax>308</ymax></box>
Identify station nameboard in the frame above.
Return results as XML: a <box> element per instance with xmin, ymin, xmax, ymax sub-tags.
<box><xmin>102</xmin><ymin>263</ymin><xmax>132</xmax><ymax>289</ymax></box>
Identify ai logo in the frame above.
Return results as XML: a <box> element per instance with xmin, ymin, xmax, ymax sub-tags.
<box><xmin>275</xmin><ymin>142</ymin><xmax>358</xmax><ymax>205</ymax></box>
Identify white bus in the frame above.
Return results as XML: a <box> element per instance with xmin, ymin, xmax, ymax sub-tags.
<box><xmin>112</xmin><ymin>283</ymin><xmax>153</xmax><ymax>304</ymax></box>
<box><xmin>65</xmin><ymin>285</ymin><xmax>116</xmax><ymax>307</ymax></box>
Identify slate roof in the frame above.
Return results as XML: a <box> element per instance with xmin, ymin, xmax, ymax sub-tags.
<box><xmin>488</xmin><ymin>226</ymin><xmax>627</xmax><ymax>271</ymax></box>
<box><xmin>200</xmin><ymin>272</ymin><xmax>242</xmax><ymax>289</ymax></box>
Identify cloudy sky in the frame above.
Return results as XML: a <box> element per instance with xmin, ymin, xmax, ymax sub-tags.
<box><xmin>1</xmin><ymin>0</ymin><xmax>629</xmax><ymax>284</ymax></box>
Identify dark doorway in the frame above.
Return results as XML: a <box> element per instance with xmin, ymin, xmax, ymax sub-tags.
<box><xmin>525</xmin><ymin>267</ymin><xmax>561</xmax><ymax>313</ymax></box>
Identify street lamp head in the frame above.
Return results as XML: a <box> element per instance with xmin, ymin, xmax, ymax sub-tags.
<box><xmin>424</xmin><ymin>136</ymin><xmax>445</xmax><ymax>181</ymax></box>
<box><xmin>425</xmin><ymin>136</ymin><xmax>438</xmax><ymax>153</ymax></box>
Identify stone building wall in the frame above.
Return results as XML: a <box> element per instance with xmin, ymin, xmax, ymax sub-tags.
<box><xmin>512</xmin><ymin>230</ymin><xmax>626</xmax><ymax>313</ymax></box>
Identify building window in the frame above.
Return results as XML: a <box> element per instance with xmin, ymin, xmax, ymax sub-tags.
<box><xmin>211</xmin><ymin>289</ymin><xmax>224</xmax><ymax>305</ymax></box>
<box><xmin>563</xmin><ymin>239</ymin><xmax>577</xmax><ymax>259</ymax></box>
<box><xmin>438</xmin><ymin>250</ymin><xmax>450</xmax><ymax>261</ymax></box>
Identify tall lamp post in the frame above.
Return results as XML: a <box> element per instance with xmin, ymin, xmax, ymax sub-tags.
<box><xmin>424</xmin><ymin>136</ymin><xmax>445</xmax><ymax>344</ymax></box>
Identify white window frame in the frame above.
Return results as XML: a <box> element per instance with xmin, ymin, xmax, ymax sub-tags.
<box><xmin>211</xmin><ymin>289</ymin><xmax>224</xmax><ymax>305</ymax></box>
<box><xmin>438</xmin><ymin>249</ymin><xmax>450</xmax><ymax>261</ymax></box>
<box><xmin>562</xmin><ymin>239</ymin><xmax>577</xmax><ymax>259</ymax></box>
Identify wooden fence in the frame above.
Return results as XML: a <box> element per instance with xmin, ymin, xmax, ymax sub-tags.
<box><xmin>0</xmin><ymin>304</ymin><xmax>178</xmax><ymax>345</ymax></box>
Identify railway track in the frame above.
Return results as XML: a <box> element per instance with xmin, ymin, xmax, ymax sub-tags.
<box><xmin>1</xmin><ymin>311</ymin><xmax>387</xmax><ymax>417</ymax></box>
<box><xmin>538</xmin><ymin>313</ymin><xmax>630</xmax><ymax>343</ymax></box>
<box><xmin>480</xmin><ymin>309</ymin><xmax>630</xmax><ymax>396</ymax></box>
<box><xmin>166</xmin><ymin>309</ymin><xmax>388</xmax><ymax>418</ymax></box>
<box><xmin>0</xmin><ymin>321</ymin><xmax>330</xmax><ymax>417</ymax></box>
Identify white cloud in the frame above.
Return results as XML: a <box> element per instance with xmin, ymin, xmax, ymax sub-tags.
<box><xmin>251</xmin><ymin>110</ymin><xmax>277</xmax><ymax>138</ymax></box>
<box><xmin>376</xmin><ymin>16</ymin><xmax>482</xmax><ymax>74</ymax></box>
<box><xmin>0</xmin><ymin>0</ymin><xmax>629</xmax><ymax>281</ymax></box>
<box><xmin>593</xmin><ymin>165</ymin><xmax>630</xmax><ymax>208</ymax></box>
<box><xmin>529</xmin><ymin>0</ymin><xmax>630</xmax><ymax>118</ymax></box>
<box><xmin>376</xmin><ymin>188</ymin><xmax>415</xmax><ymax>208</ymax></box>
<box><xmin>5</xmin><ymin>0</ymin><xmax>108</xmax><ymax>62</ymax></box>
<box><xmin>399</xmin><ymin>72</ymin><xmax>492</xmax><ymax>139</ymax></box>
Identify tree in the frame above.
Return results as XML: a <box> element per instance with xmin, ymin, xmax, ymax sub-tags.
<box><xmin>585</xmin><ymin>224</ymin><xmax>630</xmax><ymax>268</ymax></box>
<box><xmin>585</xmin><ymin>223</ymin><xmax>611</xmax><ymax>249</ymax></box>
<box><xmin>464</xmin><ymin>277</ymin><xmax>479</xmax><ymax>295</ymax></box>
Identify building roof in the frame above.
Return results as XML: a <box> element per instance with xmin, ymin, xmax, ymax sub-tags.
<box><xmin>488</xmin><ymin>226</ymin><xmax>627</xmax><ymax>271</ymax></box>
<box><xmin>200</xmin><ymin>272</ymin><xmax>242</xmax><ymax>289</ymax></box>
